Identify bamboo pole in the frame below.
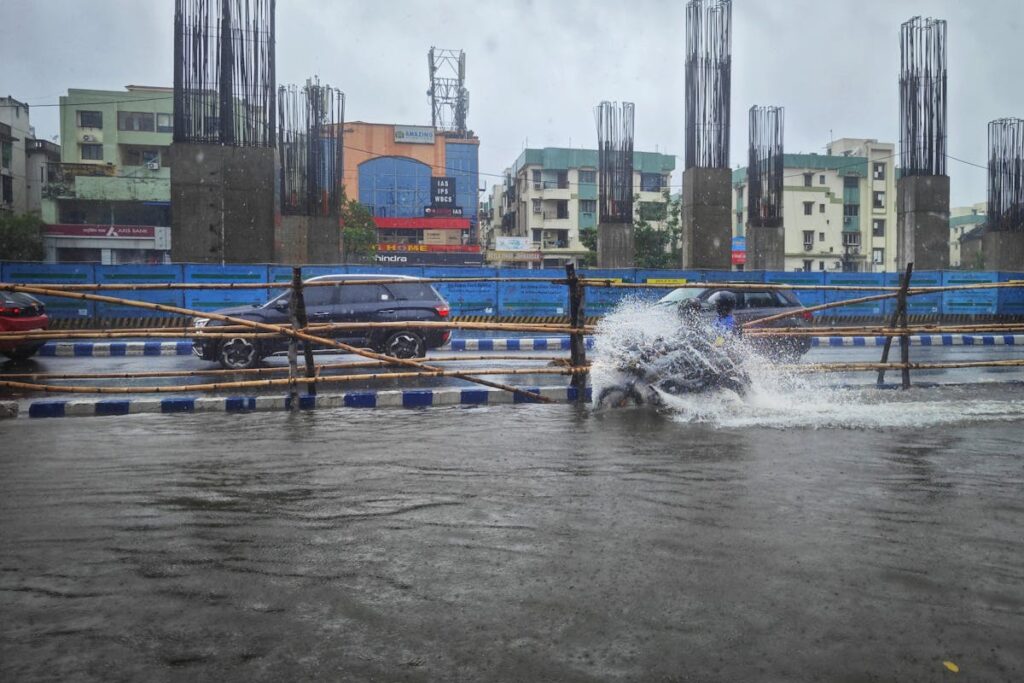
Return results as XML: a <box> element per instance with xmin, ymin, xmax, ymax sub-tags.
<box><xmin>0</xmin><ymin>355</ymin><xmax>562</xmax><ymax>381</ymax></box>
<box><xmin>565</xmin><ymin>263</ymin><xmax>588</xmax><ymax>401</ymax></box>
<box><xmin>4</xmin><ymin>277</ymin><xmax>571</xmax><ymax>291</ymax></box>
<box><xmin>0</xmin><ymin>284</ymin><xmax>554</xmax><ymax>403</ymax></box>
<box><xmin>0</xmin><ymin>366</ymin><xmax>584</xmax><ymax>395</ymax></box>
<box><xmin>744</xmin><ymin>323</ymin><xmax>1024</xmax><ymax>336</ymax></box>
<box><xmin>785</xmin><ymin>359</ymin><xmax>1024</xmax><ymax>372</ymax></box>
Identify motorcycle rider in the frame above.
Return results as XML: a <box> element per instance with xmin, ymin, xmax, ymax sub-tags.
<box><xmin>707</xmin><ymin>290</ymin><xmax>739</xmax><ymax>336</ymax></box>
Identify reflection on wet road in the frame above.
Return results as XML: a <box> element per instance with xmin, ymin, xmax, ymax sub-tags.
<box><xmin>2</xmin><ymin>386</ymin><xmax>1023</xmax><ymax>680</ymax></box>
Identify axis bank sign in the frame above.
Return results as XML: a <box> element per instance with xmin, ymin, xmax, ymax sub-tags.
<box><xmin>394</xmin><ymin>125</ymin><xmax>435</xmax><ymax>144</ymax></box>
<box><xmin>45</xmin><ymin>224</ymin><xmax>157</xmax><ymax>239</ymax></box>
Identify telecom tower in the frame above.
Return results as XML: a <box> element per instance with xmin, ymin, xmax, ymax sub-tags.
<box><xmin>428</xmin><ymin>47</ymin><xmax>469</xmax><ymax>135</ymax></box>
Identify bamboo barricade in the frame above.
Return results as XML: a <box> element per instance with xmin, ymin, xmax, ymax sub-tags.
<box><xmin>0</xmin><ymin>283</ymin><xmax>554</xmax><ymax>404</ymax></box>
<box><xmin>785</xmin><ymin>359</ymin><xmax>1024</xmax><ymax>373</ymax></box>
<box><xmin>565</xmin><ymin>263</ymin><xmax>588</xmax><ymax>402</ymax></box>
<box><xmin>0</xmin><ymin>366</ymin><xmax>587</xmax><ymax>395</ymax></box>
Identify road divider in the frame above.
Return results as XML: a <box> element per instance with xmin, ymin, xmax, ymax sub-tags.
<box><xmin>24</xmin><ymin>385</ymin><xmax>592</xmax><ymax>419</ymax></box>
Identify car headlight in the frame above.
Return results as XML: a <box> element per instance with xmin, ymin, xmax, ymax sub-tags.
<box><xmin>193</xmin><ymin>317</ymin><xmax>210</xmax><ymax>328</ymax></box>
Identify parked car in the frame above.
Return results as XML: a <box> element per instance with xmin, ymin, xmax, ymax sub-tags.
<box><xmin>655</xmin><ymin>284</ymin><xmax>814</xmax><ymax>358</ymax></box>
<box><xmin>192</xmin><ymin>274</ymin><xmax>451</xmax><ymax>369</ymax></box>
<box><xmin>0</xmin><ymin>291</ymin><xmax>49</xmax><ymax>361</ymax></box>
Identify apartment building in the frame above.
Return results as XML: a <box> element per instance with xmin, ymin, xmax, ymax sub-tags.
<box><xmin>42</xmin><ymin>86</ymin><xmax>174</xmax><ymax>263</ymax></box>
<box><xmin>732</xmin><ymin>138</ymin><xmax>898</xmax><ymax>272</ymax></box>
<box><xmin>486</xmin><ymin>147</ymin><xmax>676</xmax><ymax>268</ymax></box>
<box><xmin>949</xmin><ymin>203</ymin><xmax>986</xmax><ymax>269</ymax></box>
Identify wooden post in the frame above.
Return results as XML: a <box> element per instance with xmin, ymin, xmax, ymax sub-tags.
<box><xmin>899</xmin><ymin>267</ymin><xmax>912</xmax><ymax>390</ymax></box>
<box><xmin>877</xmin><ymin>262</ymin><xmax>913</xmax><ymax>387</ymax></box>
<box><xmin>565</xmin><ymin>263</ymin><xmax>588</xmax><ymax>401</ymax></box>
<box><xmin>292</xmin><ymin>266</ymin><xmax>317</xmax><ymax>396</ymax></box>
<box><xmin>287</xmin><ymin>270</ymin><xmax>301</xmax><ymax>410</ymax></box>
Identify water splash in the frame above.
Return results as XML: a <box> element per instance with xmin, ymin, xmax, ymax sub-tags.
<box><xmin>591</xmin><ymin>299</ymin><xmax>1024</xmax><ymax>430</ymax></box>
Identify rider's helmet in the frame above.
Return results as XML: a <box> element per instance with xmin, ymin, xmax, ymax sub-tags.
<box><xmin>708</xmin><ymin>290</ymin><xmax>737</xmax><ymax>317</ymax></box>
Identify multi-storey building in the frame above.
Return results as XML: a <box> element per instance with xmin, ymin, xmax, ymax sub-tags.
<box><xmin>42</xmin><ymin>86</ymin><xmax>174</xmax><ymax>263</ymax></box>
<box><xmin>949</xmin><ymin>203</ymin><xmax>986</xmax><ymax>269</ymax></box>
<box><xmin>341</xmin><ymin>121</ymin><xmax>483</xmax><ymax>266</ymax></box>
<box><xmin>0</xmin><ymin>96</ymin><xmax>61</xmax><ymax>215</ymax></box>
<box><xmin>486</xmin><ymin>147</ymin><xmax>676</xmax><ymax>268</ymax></box>
<box><xmin>732</xmin><ymin>138</ymin><xmax>898</xmax><ymax>272</ymax></box>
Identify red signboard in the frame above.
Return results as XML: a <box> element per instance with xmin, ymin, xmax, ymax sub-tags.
<box><xmin>373</xmin><ymin>217</ymin><xmax>470</xmax><ymax>230</ymax></box>
<box><xmin>378</xmin><ymin>243</ymin><xmax>480</xmax><ymax>253</ymax></box>
<box><xmin>44</xmin><ymin>224</ymin><xmax>157</xmax><ymax>239</ymax></box>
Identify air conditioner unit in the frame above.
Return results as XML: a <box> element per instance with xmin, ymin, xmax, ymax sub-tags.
<box><xmin>82</xmin><ymin>134</ymin><xmax>95</xmax><ymax>142</ymax></box>
<box><xmin>146</xmin><ymin>161</ymin><xmax>160</xmax><ymax>171</ymax></box>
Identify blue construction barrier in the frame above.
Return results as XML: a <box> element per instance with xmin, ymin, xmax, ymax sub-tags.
<box><xmin>943</xmin><ymin>271</ymin><xmax>998</xmax><ymax>316</ymax></box>
<box><xmin>998</xmin><ymin>272</ymin><xmax>1024</xmax><ymax>316</ymax></box>
<box><xmin>94</xmin><ymin>265</ymin><xmax>185</xmax><ymax>318</ymax></box>
<box><xmin>183</xmin><ymin>264</ymin><xmax>269</xmax><ymax>312</ymax></box>
<box><xmin>1</xmin><ymin>262</ymin><xmax>96</xmax><ymax>318</ymax></box>
<box><xmin>4</xmin><ymin>262</ymin><xmax>1024</xmax><ymax>319</ymax></box>
<box><xmin>885</xmin><ymin>270</ymin><xmax>943</xmax><ymax>318</ymax></box>
<box><xmin>824</xmin><ymin>272</ymin><xmax>887</xmax><ymax>317</ymax></box>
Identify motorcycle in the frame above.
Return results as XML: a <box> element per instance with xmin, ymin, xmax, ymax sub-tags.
<box><xmin>594</xmin><ymin>322</ymin><xmax>750</xmax><ymax>409</ymax></box>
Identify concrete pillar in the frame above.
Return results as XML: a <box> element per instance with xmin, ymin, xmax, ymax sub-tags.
<box><xmin>981</xmin><ymin>231</ymin><xmax>1024</xmax><ymax>271</ymax></box>
<box><xmin>896</xmin><ymin>175</ymin><xmax>950</xmax><ymax>270</ymax></box>
<box><xmin>681</xmin><ymin>167</ymin><xmax>732</xmax><ymax>269</ymax></box>
<box><xmin>597</xmin><ymin>223</ymin><xmax>634</xmax><ymax>268</ymax></box>
<box><xmin>307</xmin><ymin>215</ymin><xmax>343</xmax><ymax>264</ymax></box>
<box><xmin>746</xmin><ymin>226</ymin><xmax>785</xmax><ymax>271</ymax></box>
<box><xmin>170</xmin><ymin>143</ymin><xmax>278</xmax><ymax>263</ymax></box>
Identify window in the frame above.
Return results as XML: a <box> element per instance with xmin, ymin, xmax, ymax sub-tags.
<box><xmin>843</xmin><ymin>233</ymin><xmax>861</xmax><ymax>247</ymax></box>
<box><xmin>77</xmin><ymin>110</ymin><xmax>102</xmax><ymax>128</ymax></box>
<box><xmin>531</xmin><ymin>198</ymin><xmax>542</xmax><ymax>214</ymax></box>
<box><xmin>802</xmin><ymin>230</ymin><xmax>814</xmax><ymax>250</ymax></box>
<box><xmin>1</xmin><ymin>141</ymin><xmax>10</xmax><ymax>169</ymax></box>
<box><xmin>117</xmin><ymin>111</ymin><xmax>155</xmax><ymax>132</ymax></box>
<box><xmin>873</xmin><ymin>162</ymin><xmax>886</xmax><ymax>180</ymax></box>
<box><xmin>735</xmin><ymin>211</ymin><xmax>743</xmax><ymax>228</ymax></box>
<box><xmin>1</xmin><ymin>175</ymin><xmax>12</xmax><ymax>204</ymax></box>
<box><xmin>873</xmin><ymin>248</ymin><xmax>884</xmax><ymax>265</ymax></box>
<box><xmin>843</xmin><ymin>204</ymin><xmax>859</xmax><ymax>217</ymax></box>
<box><xmin>872</xmin><ymin>219</ymin><xmax>885</xmax><ymax>237</ymax></box>
<box><xmin>803</xmin><ymin>173</ymin><xmax>813</xmax><ymax>187</ymax></box>
<box><xmin>123</xmin><ymin>147</ymin><xmax>160</xmax><ymax>166</ymax></box>
<box><xmin>579</xmin><ymin>199</ymin><xmax>596</xmax><ymax>214</ymax></box>
<box><xmin>532</xmin><ymin>169</ymin><xmax>542</xmax><ymax>189</ymax></box>
<box><xmin>819</xmin><ymin>174</ymin><xmax>826</xmax><ymax>185</ymax></box>
<box><xmin>819</xmin><ymin>232</ymin><xmax>825</xmax><ymax>241</ymax></box>
<box><xmin>736</xmin><ymin>187</ymin><xmax>744</xmax><ymax>200</ymax></box>
<box><xmin>640</xmin><ymin>173</ymin><xmax>662</xmax><ymax>192</ymax></box>
<box><xmin>156</xmin><ymin>113</ymin><xmax>173</xmax><ymax>133</ymax></box>
<box><xmin>578</xmin><ymin>169</ymin><xmax>596</xmax><ymax>184</ymax></box>
<box><xmin>819</xmin><ymin>261</ymin><xmax>826</xmax><ymax>271</ymax></box>
<box><xmin>843</xmin><ymin>176</ymin><xmax>858</xmax><ymax>189</ymax></box>
<box><xmin>531</xmin><ymin>229</ymin><xmax>541</xmax><ymax>243</ymax></box>
<box><xmin>803</xmin><ymin>260</ymin><xmax>813</xmax><ymax>272</ymax></box>
<box><xmin>638</xmin><ymin>202</ymin><xmax>667</xmax><ymax>221</ymax></box>
<box><xmin>302</xmin><ymin>285</ymin><xmax>337</xmax><ymax>307</ymax></box>
<box><xmin>873</xmin><ymin>191</ymin><xmax>885</xmax><ymax>209</ymax></box>
<box><xmin>819</xmin><ymin>203</ymin><xmax>825</xmax><ymax>213</ymax></box>
<box><xmin>339</xmin><ymin>284</ymin><xmax>389</xmax><ymax>304</ymax></box>
<box><xmin>556</xmin><ymin>200</ymin><xmax>569</xmax><ymax>219</ymax></box>
<box><xmin>803</xmin><ymin>201</ymin><xmax>814</xmax><ymax>215</ymax></box>
<box><xmin>81</xmin><ymin>143</ymin><xmax>103</xmax><ymax>160</ymax></box>
<box><xmin>556</xmin><ymin>170</ymin><xmax>569</xmax><ymax>189</ymax></box>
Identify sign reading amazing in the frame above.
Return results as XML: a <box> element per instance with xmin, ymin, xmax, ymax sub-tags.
<box><xmin>393</xmin><ymin>125</ymin><xmax>435</xmax><ymax>144</ymax></box>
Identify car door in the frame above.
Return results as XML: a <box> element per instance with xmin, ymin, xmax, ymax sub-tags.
<box><xmin>333</xmin><ymin>283</ymin><xmax>389</xmax><ymax>348</ymax></box>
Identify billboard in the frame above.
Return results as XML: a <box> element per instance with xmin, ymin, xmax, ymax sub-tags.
<box><xmin>375</xmin><ymin>251</ymin><xmax>484</xmax><ymax>266</ymax></box>
<box><xmin>394</xmin><ymin>125</ymin><xmax>435</xmax><ymax>144</ymax></box>
<box><xmin>731</xmin><ymin>236</ymin><xmax>746</xmax><ymax>265</ymax></box>
<box><xmin>44</xmin><ymin>224</ymin><xmax>158</xmax><ymax>238</ymax></box>
<box><xmin>495</xmin><ymin>236</ymin><xmax>533</xmax><ymax>251</ymax></box>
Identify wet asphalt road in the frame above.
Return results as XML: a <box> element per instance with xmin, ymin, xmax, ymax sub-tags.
<box><xmin>2</xmin><ymin>385</ymin><xmax>1024</xmax><ymax>681</ymax></box>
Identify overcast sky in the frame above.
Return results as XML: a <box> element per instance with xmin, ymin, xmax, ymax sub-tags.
<box><xmin>3</xmin><ymin>0</ymin><xmax>1021</xmax><ymax>205</ymax></box>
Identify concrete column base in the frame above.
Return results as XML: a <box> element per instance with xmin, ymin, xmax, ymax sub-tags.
<box><xmin>170</xmin><ymin>143</ymin><xmax>278</xmax><ymax>263</ymax></box>
<box><xmin>896</xmin><ymin>175</ymin><xmax>950</xmax><ymax>270</ymax></box>
<box><xmin>981</xmin><ymin>231</ymin><xmax>1024</xmax><ymax>271</ymax></box>
<box><xmin>746</xmin><ymin>226</ymin><xmax>786</xmax><ymax>271</ymax></box>
<box><xmin>681</xmin><ymin>167</ymin><xmax>732</xmax><ymax>269</ymax></box>
<box><xmin>597</xmin><ymin>223</ymin><xmax>634</xmax><ymax>268</ymax></box>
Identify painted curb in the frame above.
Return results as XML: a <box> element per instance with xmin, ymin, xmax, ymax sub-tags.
<box><xmin>24</xmin><ymin>385</ymin><xmax>593</xmax><ymax>419</ymax></box>
<box><xmin>36</xmin><ymin>334</ymin><xmax>1024</xmax><ymax>357</ymax></box>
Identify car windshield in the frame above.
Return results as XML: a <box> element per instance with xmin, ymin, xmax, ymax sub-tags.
<box><xmin>657</xmin><ymin>287</ymin><xmax>706</xmax><ymax>304</ymax></box>
<box><xmin>1</xmin><ymin>292</ymin><xmax>41</xmax><ymax>307</ymax></box>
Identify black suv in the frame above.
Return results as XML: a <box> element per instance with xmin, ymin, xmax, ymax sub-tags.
<box><xmin>192</xmin><ymin>275</ymin><xmax>451</xmax><ymax>369</ymax></box>
<box><xmin>656</xmin><ymin>285</ymin><xmax>813</xmax><ymax>358</ymax></box>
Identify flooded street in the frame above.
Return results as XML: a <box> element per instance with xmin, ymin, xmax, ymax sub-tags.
<box><xmin>2</xmin><ymin>387</ymin><xmax>1023</xmax><ymax>680</ymax></box>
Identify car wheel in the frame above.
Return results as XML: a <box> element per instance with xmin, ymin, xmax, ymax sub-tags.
<box><xmin>2</xmin><ymin>344</ymin><xmax>43</xmax><ymax>362</ymax></box>
<box><xmin>383</xmin><ymin>331</ymin><xmax>425</xmax><ymax>359</ymax></box>
<box><xmin>218</xmin><ymin>337</ymin><xmax>261</xmax><ymax>369</ymax></box>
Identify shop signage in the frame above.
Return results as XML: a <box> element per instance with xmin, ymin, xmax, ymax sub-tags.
<box><xmin>394</xmin><ymin>125</ymin><xmax>435</xmax><ymax>144</ymax></box>
<box><xmin>731</xmin><ymin>236</ymin><xmax>747</xmax><ymax>266</ymax></box>
<box><xmin>375</xmin><ymin>251</ymin><xmax>484</xmax><ymax>266</ymax></box>
<box><xmin>494</xmin><ymin>236</ymin><xmax>533</xmax><ymax>251</ymax></box>
<box><xmin>44</xmin><ymin>224</ymin><xmax>157</xmax><ymax>239</ymax></box>
<box><xmin>378</xmin><ymin>243</ymin><xmax>480</xmax><ymax>253</ymax></box>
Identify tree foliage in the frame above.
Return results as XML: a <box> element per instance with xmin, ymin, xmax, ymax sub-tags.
<box><xmin>579</xmin><ymin>228</ymin><xmax>597</xmax><ymax>267</ymax></box>
<box><xmin>0</xmin><ymin>212</ymin><xmax>45</xmax><ymax>262</ymax></box>
<box><xmin>340</xmin><ymin>197</ymin><xmax>378</xmax><ymax>264</ymax></box>
<box><xmin>633</xmin><ymin>191</ymin><xmax>680</xmax><ymax>269</ymax></box>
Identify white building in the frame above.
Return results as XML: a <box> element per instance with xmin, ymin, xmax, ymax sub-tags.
<box><xmin>949</xmin><ymin>202</ymin><xmax>986</xmax><ymax>268</ymax></box>
<box><xmin>733</xmin><ymin>138</ymin><xmax>898</xmax><ymax>272</ymax></box>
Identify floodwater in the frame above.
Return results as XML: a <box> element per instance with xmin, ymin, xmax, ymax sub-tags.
<box><xmin>2</xmin><ymin>383</ymin><xmax>1024</xmax><ymax>681</ymax></box>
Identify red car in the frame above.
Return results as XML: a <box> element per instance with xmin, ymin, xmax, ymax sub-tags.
<box><xmin>0</xmin><ymin>292</ymin><xmax>49</xmax><ymax>361</ymax></box>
